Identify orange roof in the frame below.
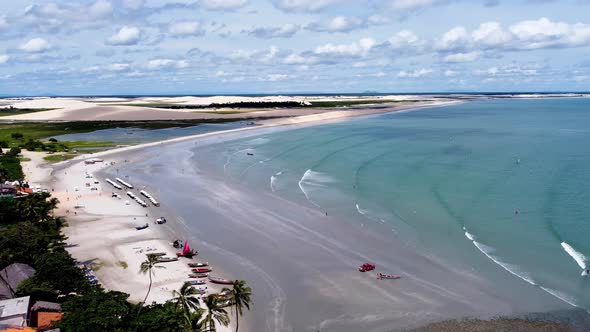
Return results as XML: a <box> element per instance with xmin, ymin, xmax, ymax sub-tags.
<box><xmin>0</xmin><ymin>327</ymin><xmax>36</xmax><ymax>332</ymax></box>
<box><xmin>36</xmin><ymin>312</ymin><xmax>63</xmax><ymax>328</ymax></box>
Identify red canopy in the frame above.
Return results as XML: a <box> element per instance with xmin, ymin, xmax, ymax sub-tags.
<box><xmin>182</xmin><ymin>241</ymin><xmax>191</xmax><ymax>255</ymax></box>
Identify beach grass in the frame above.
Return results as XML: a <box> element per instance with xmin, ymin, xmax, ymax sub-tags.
<box><xmin>116</xmin><ymin>261</ymin><xmax>128</xmax><ymax>269</ymax></box>
<box><xmin>0</xmin><ymin>108</ymin><xmax>58</xmax><ymax>117</ymax></box>
<box><xmin>43</xmin><ymin>154</ymin><xmax>78</xmax><ymax>163</ymax></box>
<box><xmin>0</xmin><ymin>119</ymin><xmax>246</xmax><ymax>148</ymax></box>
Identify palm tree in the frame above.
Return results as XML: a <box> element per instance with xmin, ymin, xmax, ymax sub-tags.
<box><xmin>171</xmin><ymin>282</ymin><xmax>203</xmax><ymax>329</ymax></box>
<box><xmin>139</xmin><ymin>253</ymin><xmax>164</xmax><ymax>305</ymax></box>
<box><xmin>202</xmin><ymin>294</ymin><xmax>230</xmax><ymax>332</ymax></box>
<box><xmin>222</xmin><ymin>280</ymin><xmax>252</xmax><ymax>332</ymax></box>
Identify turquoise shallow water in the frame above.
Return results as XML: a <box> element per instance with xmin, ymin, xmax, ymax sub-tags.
<box><xmin>193</xmin><ymin>98</ymin><xmax>590</xmax><ymax>313</ymax></box>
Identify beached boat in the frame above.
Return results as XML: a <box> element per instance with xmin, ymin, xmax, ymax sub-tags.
<box><xmin>188</xmin><ymin>262</ymin><xmax>209</xmax><ymax>268</ymax></box>
<box><xmin>157</xmin><ymin>256</ymin><xmax>179</xmax><ymax>262</ymax></box>
<box><xmin>188</xmin><ymin>273</ymin><xmax>209</xmax><ymax>278</ymax></box>
<box><xmin>187</xmin><ymin>280</ymin><xmax>206</xmax><ymax>285</ymax></box>
<box><xmin>191</xmin><ymin>267</ymin><xmax>212</xmax><ymax>273</ymax></box>
<box><xmin>149</xmin><ymin>252</ymin><xmax>167</xmax><ymax>257</ymax></box>
<box><xmin>377</xmin><ymin>273</ymin><xmax>400</xmax><ymax>280</ymax></box>
<box><xmin>208</xmin><ymin>276</ymin><xmax>234</xmax><ymax>285</ymax></box>
<box><xmin>359</xmin><ymin>263</ymin><xmax>375</xmax><ymax>272</ymax></box>
<box><xmin>135</xmin><ymin>223</ymin><xmax>149</xmax><ymax>230</ymax></box>
<box><xmin>176</xmin><ymin>240</ymin><xmax>198</xmax><ymax>258</ymax></box>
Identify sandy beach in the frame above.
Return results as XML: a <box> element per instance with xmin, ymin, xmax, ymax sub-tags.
<box><xmin>16</xmin><ymin>100</ymin><xmax>450</xmax><ymax>331</ymax></box>
<box><xmin>20</xmin><ymin>98</ymin><xmax>581</xmax><ymax>331</ymax></box>
<box><xmin>0</xmin><ymin>95</ymin><xmax>455</xmax><ymax>121</ymax></box>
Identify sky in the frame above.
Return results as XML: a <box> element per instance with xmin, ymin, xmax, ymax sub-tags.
<box><xmin>0</xmin><ymin>0</ymin><xmax>589</xmax><ymax>95</ymax></box>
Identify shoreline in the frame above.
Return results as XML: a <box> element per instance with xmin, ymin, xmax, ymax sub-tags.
<box><xmin>19</xmin><ymin>100</ymin><xmax>452</xmax><ymax>331</ymax></box>
<box><xmin>22</xmin><ymin>98</ymin><xmax>580</xmax><ymax>331</ymax></box>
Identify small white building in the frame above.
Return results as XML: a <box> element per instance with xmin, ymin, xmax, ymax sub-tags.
<box><xmin>0</xmin><ymin>296</ymin><xmax>30</xmax><ymax>327</ymax></box>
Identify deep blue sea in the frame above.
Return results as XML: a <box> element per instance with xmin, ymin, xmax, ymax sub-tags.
<box><xmin>191</xmin><ymin>98</ymin><xmax>590</xmax><ymax>313</ymax></box>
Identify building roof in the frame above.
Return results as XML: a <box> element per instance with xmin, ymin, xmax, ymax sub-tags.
<box><xmin>0</xmin><ymin>264</ymin><xmax>35</xmax><ymax>300</ymax></box>
<box><xmin>36</xmin><ymin>312</ymin><xmax>63</xmax><ymax>329</ymax></box>
<box><xmin>0</xmin><ymin>296</ymin><xmax>30</xmax><ymax>327</ymax></box>
<box><xmin>31</xmin><ymin>302</ymin><xmax>61</xmax><ymax>312</ymax></box>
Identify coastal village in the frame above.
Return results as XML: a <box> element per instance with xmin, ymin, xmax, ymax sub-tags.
<box><xmin>0</xmin><ymin>144</ymin><xmax>251</xmax><ymax>331</ymax></box>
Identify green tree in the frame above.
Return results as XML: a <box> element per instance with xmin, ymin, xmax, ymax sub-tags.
<box><xmin>10</xmin><ymin>132</ymin><xmax>23</xmax><ymax>140</ymax></box>
<box><xmin>7</xmin><ymin>147</ymin><xmax>21</xmax><ymax>156</ymax></box>
<box><xmin>222</xmin><ymin>280</ymin><xmax>252</xmax><ymax>332</ymax></box>
<box><xmin>139</xmin><ymin>254</ymin><xmax>164</xmax><ymax>305</ymax></box>
<box><xmin>0</xmin><ymin>166</ymin><xmax>9</xmax><ymax>182</ymax></box>
<box><xmin>58</xmin><ymin>289</ymin><xmax>132</xmax><ymax>332</ymax></box>
<box><xmin>132</xmin><ymin>302</ymin><xmax>188</xmax><ymax>332</ymax></box>
<box><xmin>202</xmin><ymin>294</ymin><xmax>230</xmax><ymax>332</ymax></box>
<box><xmin>171</xmin><ymin>282</ymin><xmax>203</xmax><ymax>330</ymax></box>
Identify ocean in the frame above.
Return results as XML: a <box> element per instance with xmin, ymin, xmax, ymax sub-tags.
<box><xmin>190</xmin><ymin>98</ymin><xmax>590</xmax><ymax>313</ymax></box>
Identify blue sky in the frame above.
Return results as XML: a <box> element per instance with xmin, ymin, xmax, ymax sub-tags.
<box><xmin>0</xmin><ymin>0</ymin><xmax>589</xmax><ymax>95</ymax></box>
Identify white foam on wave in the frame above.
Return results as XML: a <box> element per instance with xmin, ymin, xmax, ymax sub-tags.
<box><xmin>270</xmin><ymin>171</ymin><xmax>283</xmax><ymax>192</ymax></box>
<box><xmin>561</xmin><ymin>242</ymin><xmax>587</xmax><ymax>270</ymax></box>
<box><xmin>463</xmin><ymin>227</ymin><xmax>476</xmax><ymax>241</ymax></box>
<box><xmin>539</xmin><ymin>286</ymin><xmax>582</xmax><ymax>310</ymax></box>
<box><xmin>472</xmin><ymin>241</ymin><xmax>536</xmax><ymax>286</ymax></box>
<box><xmin>298</xmin><ymin>169</ymin><xmax>334</xmax><ymax>207</ymax></box>
<box><xmin>355</xmin><ymin>203</ymin><xmax>369</xmax><ymax>216</ymax></box>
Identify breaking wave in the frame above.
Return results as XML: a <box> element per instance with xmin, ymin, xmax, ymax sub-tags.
<box><xmin>298</xmin><ymin>169</ymin><xmax>334</xmax><ymax>208</ymax></box>
<box><xmin>270</xmin><ymin>171</ymin><xmax>283</xmax><ymax>192</ymax></box>
<box><xmin>561</xmin><ymin>242</ymin><xmax>587</xmax><ymax>270</ymax></box>
<box><xmin>471</xmin><ymin>240</ymin><xmax>536</xmax><ymax>286</ymax></box>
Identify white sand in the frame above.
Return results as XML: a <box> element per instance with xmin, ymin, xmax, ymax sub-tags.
<box><xmin>0</xmin><ymin>95</ymin><xmax>445</xmax><ymax>121</ymax></box>
<box><xmin>22</xmin><ymin>153</ymin><xmax>234</xmax><ymax>331</ymax></box>
<box><xmin>16</xmin><ymin>100</ymin><xmax>455</xmax><ymax>331</ymax></box>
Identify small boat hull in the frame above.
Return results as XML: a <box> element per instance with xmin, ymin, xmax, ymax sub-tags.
<box><xmin>192</xmin><ymin>268</ymin><xmax>212</xmax><ymax>273</ymax></box>
<box><xmin>188</xmin><ymin>273</ymin><xmax>209</xmax><ymax>278</ymax></box>
<box><xmin>188</xmin><ymin>262</ymin><xmax>209</xmax><ymax>268</ymax></box>
<box><xmin>208</xmin><ymin>276</ymin><xmax>234</xmax><ymax>285</ymax></box>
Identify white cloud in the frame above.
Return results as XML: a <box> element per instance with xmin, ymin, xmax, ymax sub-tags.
<box><xmin>283</xmin><ymin>53</ymin><xmax>307</xmax><ymax>64</ymax></box>
<box><xmin>0</xmin><ymin>55</ymin><xmax>8</xmax><ymax>64</ymax></box>
<box><xmin>474</xmin><ymin>67</ymin><xmax>499</xmax><ymax>76</ymax></box>
<box><xmin>444</xmin><ymin>51</ymin><xmax>480</xmax><ymax>63</ymax></box>
<box><xmin>201</xmin><ymin>0</ymin><xmax>249</xmax><ymax>10</ymax></box>
<box><xmin>147</xmin><ymin>59</ymin><xmax>189</xmax><ymax>69</ymax></box>
<box><xmin>307</xmin><ymin>16</ymin><xmax>365</xmax><ymax>33</ymax></box>
<box><xmin>168</xmin><ymin>21</ymin><xmax>203</xmax><ymax>37</ymax></box>
<box><xmin>108</xmin><ymin>63</ymin><xmax>131</xmax><ymax>71</ymax></box>
<box><xmin>88</xmin><ymin>0</ymin><xmax>113</xmax><ymax>17</ymax></box>
<box><xmin>107</xmin><ymin>26</ymin><xmax>140</xmax><ymax>45</ymax></box>
<box><xmin>444</xmin><ymin>69</ymin><xmax>458</xmax><ymax>77</ymax></box>
<box><xmin>19</xmin><ymin>38</ymin><xmax>51</xmax><ymax>53</ymax></box>
<box><xmin>314</xmin><ymin>38</ymin><xmax>376</xmax><ymax>57</ymax></box>
<box><xmin>272</xmin><ymin>0</ymin><xmax>345</xmax><ymax>12</ymax></box>
<box><xmin>388</xmin><ymin>0</ymin><xmax>435</xmax><ymax>10</ymax></box>
<box><xmin>389</xmin><ymin>30</ymin><xmax>421</xmax><ymax>49</ymax></box>
<box><xmin>248</xmin><ymin>23</ymin><xmax>299</xmax><ymax>38</ymax></box>
<box><xmin>437</xmin><ymin>26</ymin><xmax>469</xmax><ymax>51</ymax></box>
<box><xmin>397</xmin><ymin>68</ymin><xmax>433</xmax><ymax>78</ymax></box>
<box><xmin>263</xmin><ymin>74</ymin><xmax>290</xmax><ymax>81</ymax></box>
<box><xmin>509</xmin><ymin>17</ymin><xmax>590</xmax><ymax>49</ymax></box>
<box><xmin>472</xmin><ymin>22</ymin><xmax>512</xmax><ymax>47</ymax></box>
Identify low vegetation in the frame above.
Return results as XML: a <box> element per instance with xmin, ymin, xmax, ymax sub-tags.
<box><xmin>117</xmin><ymin>100</ymin><xmax>403</xmax><ymax>110</ymax></box>
<box><xmin>0</xmin><ymin>106</ymin><xmax>58</xmax><ymax>117</ymax></box>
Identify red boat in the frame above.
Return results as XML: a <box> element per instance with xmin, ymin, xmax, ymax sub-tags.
<box><xmin>208</xmin><ymin>276</ymin><xmax>234</xmax><ymax>285</ymax></box>
<box><xmin>188</xmin><ymin>273</ymin><xmax>209</xmax><ymax>278</ymax></box>
<box><xmin>377</xmin><ymin>273</ymin><xmax>400</xmax><ymax>280</ymax></box>
<box><xmin>176</xmin><ymin>240</ymin><xmax>198</xmax><ymax>258</ymax></box>
<box><xmin>192</xmin><ymin>267</ymin><xmax>212</xmax><ymax>273</ymax></box>
<box><xmin>359</xmin><ymin>263</ymin><xmax>375</xmax><ymax>272</ymax></box>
